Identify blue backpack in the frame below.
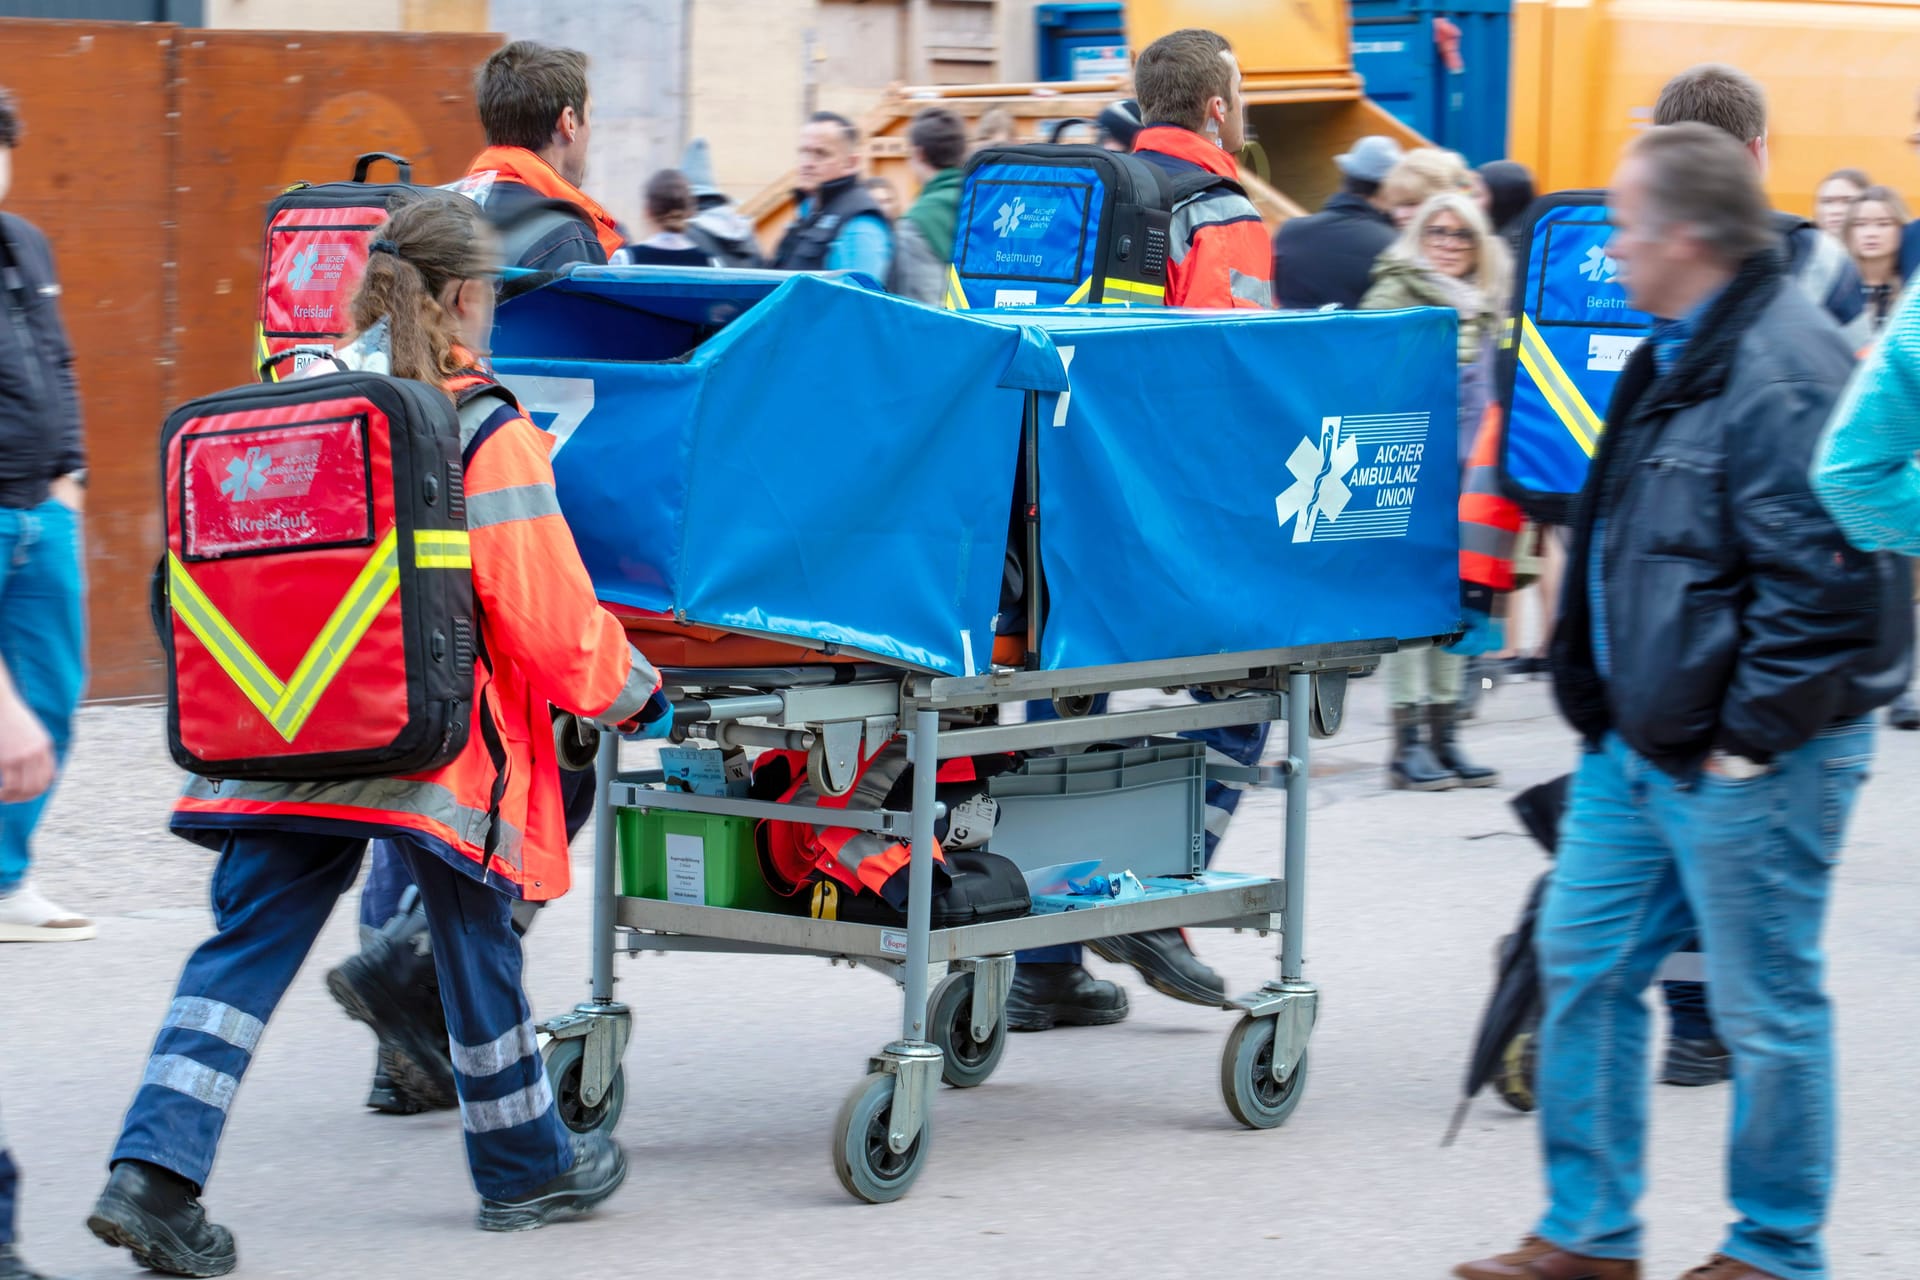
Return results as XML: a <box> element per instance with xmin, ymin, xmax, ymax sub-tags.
<box><xmin>947</xmin><ymin>144</ymin><xmax>1236</xmax><ymax>309</ymax></box>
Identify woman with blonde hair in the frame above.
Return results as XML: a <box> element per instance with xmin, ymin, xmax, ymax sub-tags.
<box><xmin>1361</xmin><ymin>191</ymin><xmax>1510</xmax><ymax>790</ymax></box>
<box><xmin>1379</xmin><ymin>147</ymin><xmax>1473</xmax><ymax>228</ymax></box>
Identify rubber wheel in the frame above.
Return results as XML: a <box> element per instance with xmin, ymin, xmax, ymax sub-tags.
<box><xmin>543</xmin><ymin>1036</ymin><xmax>627</xmax><ymax>1136</ymax></box>
<box><xmin>807</xmin><ymin>742</ymin><xmax>858</xmax><ymax>799</ymax></box>
<box><xmin>1051</xmin><ymin>694</ymin><xmax>1097</xmax><ymax>719</ymax></box>
<box><xmin>1220</xmin><ymin>1014</ymin><xmax>1309</xmax><ymax>1130</ymax></box>
<box><xmin>831</xmin><ymin>1073</ymin><xmax>929</xmax><ymax>1203</ymax></box>
<box><xmin>928</xmin><ymin>972</ymin><xmax>1006</xmax><ymax>1089</ymax></box>
<box><xmin>1495</xmin><ymin>1030</ymin><xmax>1538</xmax><ymax>1114</ymax></box>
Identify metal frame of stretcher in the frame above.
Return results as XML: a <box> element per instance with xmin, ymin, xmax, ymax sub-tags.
<box><xmin>538</xmin><ymin>636</ymin><xmax>1430</xmax><ymax>1202</ymax></box>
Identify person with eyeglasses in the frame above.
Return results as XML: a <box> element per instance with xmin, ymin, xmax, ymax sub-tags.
<box><xmin>1361</xmin><ymin>192</ymin><xmax>1511</xmax><ymax>791</ymax></box>
<box><xmin>1814</xmin><ymin>167</ymin><xmax>1870</xmax><ymax>240</ymax></box>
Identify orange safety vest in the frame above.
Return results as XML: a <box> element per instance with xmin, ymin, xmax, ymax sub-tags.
<box><xmin>1459</xmin><ymin>402</ymin><xmax>1525</xmax><ymax>609</ymax></box>
<box><xmin>758</xmin><ymin>741</ymin><xmax>968</xmax><ymax>899</ymax></box>
<box><xmin>1132</xmin><ymin>126</ymin><xmax>1273</xmax><ymax>310</ymax></box>
<box><xmin>173</xmin><ymin>358</ymin><xmax>659</xmax><ymax>900</ymax></box>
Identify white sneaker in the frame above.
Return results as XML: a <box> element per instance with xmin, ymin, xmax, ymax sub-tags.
<box><xmin>0</xmin><ymin>879</ymin><xmax>97</xmax><ymax>942</ymax></box>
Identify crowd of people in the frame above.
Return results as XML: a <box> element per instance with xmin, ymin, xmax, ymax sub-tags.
<box><xmin>1</xmin><ymin>23</ymin><xmax>1917</xmax><ymax>1280</ymax></box>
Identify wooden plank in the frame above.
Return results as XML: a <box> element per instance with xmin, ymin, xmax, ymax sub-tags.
<box><xmin>0</xmin><ymin>20</ymin><xmax>175</xmax><ymax>700</ymax></box>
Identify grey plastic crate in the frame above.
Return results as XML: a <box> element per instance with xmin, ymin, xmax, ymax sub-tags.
<box><xmin>984</xmin><ymin>738</ymin><xmax>1206</xmax><ymax>879</ymax></box>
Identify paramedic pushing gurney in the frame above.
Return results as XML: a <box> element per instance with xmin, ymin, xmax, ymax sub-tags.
<box><xmin>86</xmin><ymin>192</ymin><xmax>672</xmax><ymax>1278</ymax></box>
<box><xmin>1009</xmin><ymin>27</ymin><xmax>1278</xmax><ymax>1031</ymax></box>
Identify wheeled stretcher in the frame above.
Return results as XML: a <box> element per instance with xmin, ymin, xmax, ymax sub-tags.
<box><xmin>492</xmin><ymin>268</ymin><xmax>1464</xmax><ymax>1200</ymax></box>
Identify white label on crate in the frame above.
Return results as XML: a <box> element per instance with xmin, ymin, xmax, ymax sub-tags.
<box><xmin>993</xmin><ymin>288</ymin><xmax>1038</xmax><ymax>307</ymax></box>
<box><xmin>665</xmin><ymin>833</ymin><xmax>706</xmax><ymax>905</ymax></box>
<box><xmin>880</xmin><ymin>930</ymin><xmax>909</xmax><ymax>957</ymax></box>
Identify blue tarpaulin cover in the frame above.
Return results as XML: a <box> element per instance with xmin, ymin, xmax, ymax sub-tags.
<box><xmin>492</xmin><ymin>268</ymin><xmax>1460</xmax><ymax>675</ymax></box>
<box><xmin>964</xmin><ymin>305</ymin><xmax>1462</xmax><ymax>667</ymax></box>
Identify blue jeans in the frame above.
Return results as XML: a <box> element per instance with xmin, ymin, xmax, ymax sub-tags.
<box><xmin>115</xmin><ymin>831</ymin><xmax>571</xmax><ymax>1200</ymax></box>
<box><xmin>1019</xmin><ymin>693</ymin><xmax>1269</xmax><ymax>966</ymax></box>
<box><xmin>1</xmin><ymin>1107</ymin><xmax>15</xmax><ymax>1246</ymax></box>
<box><xmin>1535</xmin><ymin>721</ymin><xmax>1873</xmax><ymax>1280</ymax></box>
<box><xmin>0</xmin><ymin>500</ymin><xmax>86</xmax><ymax>892</ymax></box>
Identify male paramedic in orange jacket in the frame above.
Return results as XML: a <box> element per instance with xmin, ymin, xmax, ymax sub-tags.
<box><xmin>1008</xmin><ymin>28</ymin><xmax>1278</xmax><ymax>1031</ymax></box>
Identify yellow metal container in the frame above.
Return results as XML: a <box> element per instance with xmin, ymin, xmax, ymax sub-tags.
<box><xmin>1510</xmin><ymin>0</ymin><xmax>1920</xmax><ymax>216</ymax></box>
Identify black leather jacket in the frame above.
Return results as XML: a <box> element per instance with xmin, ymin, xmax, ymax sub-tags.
<box><xmin>1551</xmin><ymin>251</ymin><xmax>1912</xmax><ymax>774</ymax></box>
<box><xmin>0</xmin><ymin>212</ymin><xmax>83</xmax><ymax>509</ymax></box>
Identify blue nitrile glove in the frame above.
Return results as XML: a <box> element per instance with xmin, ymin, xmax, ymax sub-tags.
<box><xmin>622</xmin><ymin>688</ymin><xmax>675</xmax><ymax>741</ymax></box>
<box><xmin>1446</xmin><ymin>609</ymin><xmax>1505</xmax><ymax>656</ymax></box>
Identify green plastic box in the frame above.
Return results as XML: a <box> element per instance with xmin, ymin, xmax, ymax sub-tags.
<box><xmin>616</xmin><ymin>807</ymin><xmax>789</xmax><ymax>913</ymax></box>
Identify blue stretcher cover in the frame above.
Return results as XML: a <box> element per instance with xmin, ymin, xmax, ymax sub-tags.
<box><xmin>966</xmin><ymin>305</ymin><xmax>1462</xmax><ymax>667</ymax></box>
<box><xmin>491</xmin><ymin>268</ymin><xmax>1461</xmax><ymax>676</ymax></box>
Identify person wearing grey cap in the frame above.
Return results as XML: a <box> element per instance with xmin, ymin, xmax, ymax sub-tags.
<box><xmin>1271</xmin><ymin>133</ymin><xmax>1404</xmax><ymax>309</ymax></box>
<box><xmin>680</xmin><ymin>137</ymin><xmax>765</xmax><ymax>270</ymax></box>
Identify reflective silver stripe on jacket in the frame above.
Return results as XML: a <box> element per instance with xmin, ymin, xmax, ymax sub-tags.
<box><xmin>180</xmin><ymin>775</ymin><xmax>522</xmax><ymax>866</ymax></box>
<box><xmin>600</xmin><ymin>644</ymin><xmax>662</xmax><ymax>724</ymax></box>
<box><xmin>144</xmin><ymin>1054</ymin><xmax>240</xmax><ymax>1113</ymax></box>
<box><xmin>1460</xmin><ymin>520</ymin><xmax>1513</xmax><ymax>559</ymax></box>
<box><xmin>450</xmin><ymin>1022</ymin><xmax>540</xmax><ymax>1079</ymax></box>
<box><xmin>1169</xmin><ymin>192</ymin><xmax>1264</xmax><ymax>265</ymax></box>
<box><xmin>164</xmin><ymin>997</ymin><xmax>265</xmax><ymax>1054</ymax></box>
<box><xmin>457</xmin><ymin>392</ymin><xmax>508</xmax><ymax>452</ymax></box>
<box><xmin>466</xmin><ymin>482</ymin><xmax>563</xmax><ymax>531</ymax></box>
<box><xmin>794</xmin><ymin>743</ymin><xmax>913</xmax><ymax>880</ymax></box>
<box><xmin>459</xmin><ymin>1075</ymin><xmax>555</xmax><ymax>1134</ymax></box>
<box><xmin>1229</xmin><ymin>269</ymin><xmax>1273</xmax><ymax>307</ymax></box>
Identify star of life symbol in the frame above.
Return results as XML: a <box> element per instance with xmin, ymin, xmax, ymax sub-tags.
<box><xmin>288</xmin><ymin>245</ymin><xmax>319</xmax><ymax>290</ymax></box>
<box><xmin>222</xmin><ymin>448</ymin><xmax>271</xmax><ymax>501</ymax></box>
<box><xmin>1275</xmin><ymin>417</ymin><xmax>1360</xmax><ymax>543</ymax></box>
<box><xmin>994</xmin><ymin>198</ymin><xmax>1026</xmax><ymax>237</ymax></box>
<box><xmin>1579</xmin><ymin>244</ymin><xmax>1620</xmax><ymax>284</ymax></box>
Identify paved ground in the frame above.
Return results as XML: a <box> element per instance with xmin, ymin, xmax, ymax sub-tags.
<box><xmin>4</xmin><ymin>675</ymin><xmax>1915</xmax><ymax>1278</ymax></box>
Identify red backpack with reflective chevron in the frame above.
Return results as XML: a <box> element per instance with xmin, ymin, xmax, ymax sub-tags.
<box><xmin>156</xmin><ymin>368</ymin><xmax>490</xmax><ymax>780</ymax></box>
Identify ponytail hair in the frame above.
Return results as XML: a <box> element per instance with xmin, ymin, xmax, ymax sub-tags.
<box><xmin>348</xmin><ymin>191</ymin><xmax>499</xmax><ymax>388</ymax></box>
<box><xmin>645</xmin><ymin>168</ymin><xmax>695</xmax><ymax>235</ymax></box>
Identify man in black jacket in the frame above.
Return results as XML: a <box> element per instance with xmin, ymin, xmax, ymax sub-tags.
<box><xmin>1270</xmin><ymin>135</ymin><xmax>1402</xmax><ymax>309</ymax></box>
<box><xmin>1456</xmin><ymin>125</ymin><xmax>1910</xmax><ymax>1280</ymax></box>
<box><xmin>0</xmin><ymin>86</ymin><xmax>93</xmax><ymax>950</ymax></box>
<box><xmin>771</xmin><ymin>112</ymin><xmax>893</xmax><ymax>282</ymax></box>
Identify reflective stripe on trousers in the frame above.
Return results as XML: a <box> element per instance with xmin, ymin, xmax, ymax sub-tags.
<box><xmin>112</xmin><ymin>831</ymin><xmax>571</xmax><ymax>1201</ymax></box>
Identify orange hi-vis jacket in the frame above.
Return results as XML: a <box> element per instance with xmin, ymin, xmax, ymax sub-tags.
<box><xmin>173</xmin><ymin>360</ymin><xmax>659</xmax><ymax>901</ymax></box>
<box><xmin>1459</xmin><ymin>402</ymin><xmax>1525</xmax><ymax>612</ymax></box>
<box><xmin>1131</xmin><ymin>126</ymin><xmax>1273</xmax><ymax>310</ymax></box>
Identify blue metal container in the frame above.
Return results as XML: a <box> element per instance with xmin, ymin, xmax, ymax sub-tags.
<box><xmin>1035</xmin><ymin>2</ymin><xmax>1128</xmax><ymax>83</ymax></box>
<box><xmin>1350</xmin><ymin>0</ymin><xmax>1511</xmax><ymax>165</ymax></box>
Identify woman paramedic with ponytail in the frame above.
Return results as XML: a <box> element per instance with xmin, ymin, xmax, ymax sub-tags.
<box><xmin>87</xmin><ymin>190</ymin><xmax>670</xmax><ymax>1277</ymax></box>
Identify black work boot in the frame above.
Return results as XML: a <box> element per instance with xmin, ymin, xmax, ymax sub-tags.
<box><xmin>1087</xmin><ymin>929</ymin><xmax>1227</xmax><ymax>1006</ymax></box>
<box><xmin>1389</xmin><ymin>705</ymin><xmax>1457</xmax><ymax>791</ymax></box>
<box><xmin>0</xmin><ymin>1243</ymin><xmax>60</xmax><ymax>1280</ymax></box>
<box><xmin>1429</xmin><ymin>702</ymin><xmax>1499</xmax><ymax>787</ymax></box>
<box><xmin>1006</xmin><ymin>963</ymin><xmax>1130</xmax><ymax>1031</ymax></box>
<box><xmin>366</xmin><ymin>1046</ymin><xmax>429</xmax><ymax>1115</ymax></box>
<box><xmin>1889</xmin><ymin>692</ymin><xmax>1920</xmax><ymax>730</ymax></box>
<box><xmin>1661</xmin><ymin>1036</ymin><xmax>1732</xmax><ymax>1087</ymax></box>
<box><xmin>476</xmin><ymin>1132</ymin><xmax>628</xmax><ymax>1233</ymax></box>
<box><xmin>88</xmin><ymin>1160</ymin><xmax>237</xmax><ymax>1278</ymax></box>
<box><xmin>325</xmin><ymin>902</ymin><xmax>456</xmax><ymax>1111</ymax></box>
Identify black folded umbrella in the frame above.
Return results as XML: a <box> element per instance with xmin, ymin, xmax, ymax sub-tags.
<box><xmin>1444</xmin><ymin>774</ymin><xmax>1569</xmax><ymax>1144</ymax></box>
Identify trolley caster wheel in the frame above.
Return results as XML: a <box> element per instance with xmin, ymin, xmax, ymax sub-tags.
<box><xmin>1494</xmin><ymin>1029</ymin><xmax>1538</xmax><ymax>1114</ymax></box>
<box><xmin>553</xmin><ymin>713</ymin><xmax>601</xmax><ymax>773</ymax></box>
<box><xmin>1051</xmin><ymin>694</ymin><xmax>1097</xmax><ymax>719</ymax></box>
<box><xmin>807</xmin><ymin>741</ymin><xmax>858</xmax><ymax>799</ymax></box>
<box><xmin>544</xmin><ymin>1036</ymin><xmax>627</xmax><ymax>1136</ymax></box>
<box><xmin>831</xmin><ymin>1073</ymin><xmax>929</xmax><ymax>1203</ymax></box>
<box><xmin>1220</xmin><ymin>1014</ymin><xmax>1309</xmax><ymax>1130</ymax></box>
<box><xmin>928</xmin><ymin>971</ymin><xmax>1006</xmax><ymax>1089</ymax></box>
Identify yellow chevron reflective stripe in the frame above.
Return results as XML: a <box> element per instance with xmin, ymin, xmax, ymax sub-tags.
<box><xmin>168</xmin><ymin>531</ymin><xmax>404</xmax><ymax>743</ymax></box>
<box><xmin>257</xmin><ymin>326</ymin><xmax>277</xmax><ymax>382</ymax></box>
<box><xmin>268</xmin><ymin>531</ymin><xmax>400</xmax><ymax>741</ymax></box>
<box><xmin>943</xmin><ymin>265</ymin><xmax>970</xmax><ymax>311</ymax></box>
<box><xmin>1099</xmin><ymin>277</ymin><xmax>1166</xmax><ymax>304</ymax></box>
<box><xmin>168</xmin><ymin>553</ymin><xmax>284</xmax><ymax>721</ymax></box>
<box><xmin>413</xmin><ymin>530</ymin><xmax>471</xmax><ymax>570</ymax></box>
<box><xmin>1518</xmin><ymin>316</ymin><xmax>1603</xmax><ymax>457</ymax></box>
<box><xmin>1063</xmin><ymin>277</ymin><xmax>1093</xmax><ymax>305</ymax></box>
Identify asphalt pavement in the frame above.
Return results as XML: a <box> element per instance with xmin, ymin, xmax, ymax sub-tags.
<box><xmin>4</xmin><ymin>674</ymin><xmax>1915</xmax><ymax>1278</ymax></box>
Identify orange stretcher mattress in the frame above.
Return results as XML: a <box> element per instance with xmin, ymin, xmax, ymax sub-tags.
<box><xmin>607</xmin><ymin>606</ymin><xmax>861</xmax><ymax>668</ymax></box>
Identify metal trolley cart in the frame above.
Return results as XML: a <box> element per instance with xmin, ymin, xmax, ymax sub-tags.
<box><xmin>539</xmin><ymin>645</ymin><xmax>1383</xmax><ymax>1203</ymax></box>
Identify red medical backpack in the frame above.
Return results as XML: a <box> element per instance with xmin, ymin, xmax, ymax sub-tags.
<box><xmin>255</xmin><ymin>153</ymin><xmax>420</xmax><ymax>380</ymax></box>
<box><xmin>157</xmin><ymin>369</ymin><xmax>487</xmax><ymax>780</ymax></box>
